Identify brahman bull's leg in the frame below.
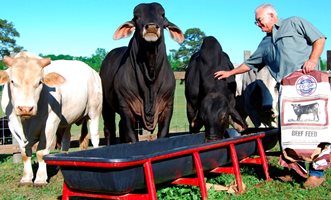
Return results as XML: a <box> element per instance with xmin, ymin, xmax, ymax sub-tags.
<box><xmin>186</xmin><ymin>103</ymin><xmax>199</xmax><ymax>133</ymax></box>
<box><xmin>7</xmin><ymin>116</ymin><xmax>28</xmax><ymax>148</ymax></box>
<box><xmin>79</xmin><ymin>122</ymin><xmax>89</xmax><ymax>149</ymax></box>
<box><xmin>119</xmin><ymin>115</ymin><xmax>138</xmax><ymax>143</ymax></box>
<box><xmin>157</xmin><ymin>105</ymin><xmax>173</xmax><ymax>138</ymax></box>
<box><xmin>61</xmin><ymin>127</ymin><xmax>71</xmax><ymax>151</ymax></box>
<box><xmin>34</xmin><ymin>116</ymin><xmax>60</xmax><ymax>186</ymax></box>
<box><xmin>20</xmin><ymin>151</ymin><xmax>33</xmax><ymax>186</ymax></box>
<box><xmin>7</xmin><ymin>120</ymin><xmax>33</xmax><ymax>185</ymax></box>
<box><xmin>88</xmin><ymin>113</ymin><xmax>100</xmax><ymax>148</ymax></box>
<box><xmin>34</xmin><ymin>149</ymin><xmax>49</xmax><ymax>186</ymax></box>
<box><xmin>187</xmin><ymin>105</ymin><xmax>203</xmax><ymax>133</ymax></box>
<box><xmin>102</xmin><ymin>102</ymin><xmax>116</xmax><ymax>145</ymax></box>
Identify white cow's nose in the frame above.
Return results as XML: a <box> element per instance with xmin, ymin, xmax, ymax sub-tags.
<box><xmin>17</xmin><ymin>106</ymin><xmax>34</xmax><ymax>116</ymax></box>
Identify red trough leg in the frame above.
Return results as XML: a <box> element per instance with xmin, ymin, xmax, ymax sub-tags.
<box><xmin>193</xmin><ymin>151</ymin><xmax>208</xmax><ymax>200</ymax></box>
<box><xmin>257</xmin><ymin>138</ymin><xmax>270</xmax><ymax>181</ymax></box>
<box><xmin>229</xmin><ymin>143</ymin><xmax>243</xmax><ymax>193</ymax></box>
<box><xmin>144</xmin><ymin>160</ymin><xmax>157</xmax><ymax>200</ymax></box>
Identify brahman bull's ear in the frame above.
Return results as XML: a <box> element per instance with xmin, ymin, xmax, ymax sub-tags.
<box><xmin>38</xmin><ymin>58</ymin><xmax>51</xmax><ymax>68</ymax></box>
<box><xmin>113</xmin><ymin>21</ymin><xmax>136</xmax><ymax>40</ymax></box>
<box><xmin>42</xmin><ymin>72</ymin><xmax>65</xmax><ymax>87</ymax></box>
<box><xmin>2</xmin><ymin>56</ymin><xmax>14</xmax><ymax>67</ymax></box>
<box><xmin>0</xmin><ymin>71</ymin><xmax>9</xmax><ymax>85</ymax></box>
<box><xmin>166</xmin><ymin>21</ymin><xmax>184</xmax><ymax>44</ymax></box>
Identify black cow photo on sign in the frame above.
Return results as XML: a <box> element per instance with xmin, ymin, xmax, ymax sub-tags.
<box><xmin>291</xmin><ymin>102</ymin><xmax>320</xmax><ymax>121</ymax></box>
<box><xmin>282</xmin><ymin>99</ymin><xmax>328</xmax><ymax>125</ymax></box>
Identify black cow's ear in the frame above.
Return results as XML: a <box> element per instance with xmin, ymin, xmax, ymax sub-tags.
<box><xmin>113</xmin><ymin>21</ymin><xmax>136</xmax><ymax>40</ymax></box>
<box><xmin>229</xmin><ymin>108</ymin><xmax>247</xmax><ymax>132</ymax></box>
<box><xmin>166</xmin><ymin>21</ymin><xmax>184</xmax><ymax>44</ymax></box>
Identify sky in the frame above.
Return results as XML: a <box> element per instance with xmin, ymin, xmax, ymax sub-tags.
<box><xmin>2</xmin><ymin>0</ymin><xmax>330</xmax><ymax>65</ymax></box>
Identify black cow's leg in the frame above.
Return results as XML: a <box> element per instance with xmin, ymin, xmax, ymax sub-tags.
<box><xmin>157</xmin><ymin>104</ymin><xmax>173</xmax><ymax>138</ymax></box>
<box><xmin>120</xmin><ymin>114</ymin><xmax>138</xmax><ymax>143</ymax></box>
<box><xmin>102</xmin><ymin>101</ymin><xmax>116</xmax><ymax>145</ymax></box>
<box><xmin>187</xmin><ymin>103</ymin><xmax>199</xmax><ymax>133</ymax></box>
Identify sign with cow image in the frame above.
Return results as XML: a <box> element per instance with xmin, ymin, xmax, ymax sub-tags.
<box><xmin>279</xmin><ymin>70</ymin><xmax>331</xmax><ymax>176</ymax></box>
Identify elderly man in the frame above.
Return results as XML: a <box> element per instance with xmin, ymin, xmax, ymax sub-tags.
<box><xmin>214</xmin><ymin>3</ymin><xmax>326</xmax><ymax>188</ymax></box>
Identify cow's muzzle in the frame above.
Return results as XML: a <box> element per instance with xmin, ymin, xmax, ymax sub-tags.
<box><xmin>143</xmin><ymin>24</ymin><xmax>160</xmax><ymax>42</ymax></box>
<box><xmin>17</xmin><ymin>106</ymin><xmax>35</xmax><ymax>118</ymax></box>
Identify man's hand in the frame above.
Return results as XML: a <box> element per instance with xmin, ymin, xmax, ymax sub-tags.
<box><xmin>214</xmin><ymin>70</ymin><xmax>231</xmax><ymax>79</ymax></box>
<box><xmin>303</xmin><ymin>59</ymin><xmax>317</xmax><ymax>74</ymax></box>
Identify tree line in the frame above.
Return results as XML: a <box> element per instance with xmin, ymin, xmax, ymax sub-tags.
<box><xmin>0</xmin><ymin>18</ymin><xmax>327</xmax><ymax>71</ymax></box>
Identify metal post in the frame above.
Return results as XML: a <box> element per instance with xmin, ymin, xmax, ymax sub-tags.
<box><xmin>327</xmin><ymin>50</ymin><xmax>331</xmax><ymax>71</ymax></box>
<box><xmin>12</xmin><ymin>137</ymin><xmax>22</xmax><ymax>163</ymax></box>
<box><xmin>244</xmin><ymin>50</ymin><xmax>251</xmax><ymax>61</ymax></box>
<box><xmin>327</xmin><ymin>51</ymin><xmax>331</xmax><ymax>82</ymax></box>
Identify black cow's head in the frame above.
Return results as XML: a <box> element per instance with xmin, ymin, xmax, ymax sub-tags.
<box><xmin>196</xmin><ymin>93</ymin><xmax>246</xmax><ymax>141</ymax></box>
<box><xmin>113</xmin><ymin>2</ymin><xmax>184</xmax><ymax>44</ymax></box>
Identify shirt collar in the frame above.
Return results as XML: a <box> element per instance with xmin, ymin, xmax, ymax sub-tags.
<box><xmin>274</xmin><ymin>19</ymin><xmax>282</xmax><ymax>30</ymax></box>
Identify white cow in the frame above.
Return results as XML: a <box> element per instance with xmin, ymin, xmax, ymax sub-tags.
<box><xmin>235</xmin><ymin>66</ymin><xmax>278</xmax><ymax>128</ymax></box>
<box><xmin>0</xmin><ymin>52</ymin><xmax>102</xmax><ymax>186</ymax></box>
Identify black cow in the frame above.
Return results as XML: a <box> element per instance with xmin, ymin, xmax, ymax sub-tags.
<box><xmin>291</xmin><ymin>103</ymin><xmax>319</xmax><ymax>121</ymax></box>
<box><xmin>100</xmin><ymin>3</ymin><xmax>184</xmax><ymax>144</ymax></box>
<box><xmin>185</xmin><ymin>36</ymin><xmax>246</xmax><ymax>140</ymax></box>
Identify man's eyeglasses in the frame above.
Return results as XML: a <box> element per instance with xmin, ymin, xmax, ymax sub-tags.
<box><xmin>254</xmin><ymin>13</ymin><xmax>270</xmax><ymax>25</ymax></box>
<box><xmin>254</xmin><ymin>16</ymin><xmax>265</xmax><ymax>25</ymax></box>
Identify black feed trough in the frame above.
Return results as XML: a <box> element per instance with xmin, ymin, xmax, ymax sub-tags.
<box><xmin>44</xmin><ymin>128</ymin><xmax>279</xmax><ymax>199</ymax></box>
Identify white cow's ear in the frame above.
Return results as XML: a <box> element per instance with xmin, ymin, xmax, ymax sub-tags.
<box><xmin>42</xmin><ymin>72</ymin><xmax>65</xmax><ymax>86</ymax></box>
<box><xmin>113</xmin><ymin>21</ymin><xmax>135</xmax><ymax>40</ymax></box>
<box><xmin>0</xmin><ymin>71</ymin><xmax>9</xmax><ymax>85</ymax></box>
<box><xmin>2</xmin><ymin>56</ymin><xmax>14</xmax><ymax>67</ymax></box>
<box><xmin>39</xmin><ymin>58</ymin><xmax>51</xmax><ymax>68</ymax></box>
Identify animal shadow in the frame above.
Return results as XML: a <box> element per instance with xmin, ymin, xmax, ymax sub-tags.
<box><xmin>31</xmin><ymin>161</ymin><xmax>60</xmax><ymax>183</ymax></box>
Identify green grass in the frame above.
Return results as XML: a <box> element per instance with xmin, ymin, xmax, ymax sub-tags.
<box><xmin>0</xmin><ymin>144</ymin><xmax>330</xmax><ymax>199</ymax></box>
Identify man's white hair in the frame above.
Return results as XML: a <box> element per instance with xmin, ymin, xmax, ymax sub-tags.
<box><xmin>255</xmin><ymin>3</ymin><xmax>278</xmax><ymax>16</ymax></box>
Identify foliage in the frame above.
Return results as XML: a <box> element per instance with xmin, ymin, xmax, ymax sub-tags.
<box><xmin>40</xmin><ymin>48</ymin><xmax>107</xmax><ymax>72</ymax></box>
<box><xmin>169</xmin><ymin>28</ymin><xmax>206</xmax><ymax>71</ymax></box>
<box><xmin>76</xmin><ymin>48</ymin><xmax>107</xmax><ymax>71</ymax></box>
<box><xmin>0</xmin><ymin>60</ymin><xmax>5</xmax><ymax>70</ymax></box>
<box><xmin>168</xmin><ymin>49</ymin><xmax>183</xmax><ymax>71</ymax></box>
<box><xmin>0</xmin><ymin>19</ymin><xmax>23</xmax><ymax>58</ymax></box>
<box><xmin>320</xmin><ymin>58</ymin><xmax>327</xmax><ymax>71</ymax></box>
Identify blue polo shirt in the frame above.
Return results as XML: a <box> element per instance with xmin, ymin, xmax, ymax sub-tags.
<box><xmin>244</xmin><ymin>16</ymin><xmax>326</xmax><ymax>83</ymax></box>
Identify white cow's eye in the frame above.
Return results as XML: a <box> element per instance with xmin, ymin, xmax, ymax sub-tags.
<box><xmin>10</xmin><ymin>80</ymin><xmax>16</xmax><ymax>86</ymax></box>
<box><xmin>34</xmin><ymin>81</ymin><xmax>43</xmax><ymax>88</ymax></box>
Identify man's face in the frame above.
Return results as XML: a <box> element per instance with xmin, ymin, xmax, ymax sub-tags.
<box><xmin>255</xmin><ymin>9</ymin><xmax>274</xmax><ymax>33</ymax></box>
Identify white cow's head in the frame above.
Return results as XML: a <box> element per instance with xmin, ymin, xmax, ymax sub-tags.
<box><xmin>0</xmin><ymin>52</ymin><xmax>65</xmax><ymax>118</ymax></box>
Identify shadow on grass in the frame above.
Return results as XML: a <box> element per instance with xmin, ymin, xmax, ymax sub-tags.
<box><xmin>30</xmin><ymin>161</ymin><xmax>60</xmax><ymax>183</ymax></box>
<box><xmin>0</xmin><ymin>154</ymin><xmax>11</xmax><ymax>163</ymax></box>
